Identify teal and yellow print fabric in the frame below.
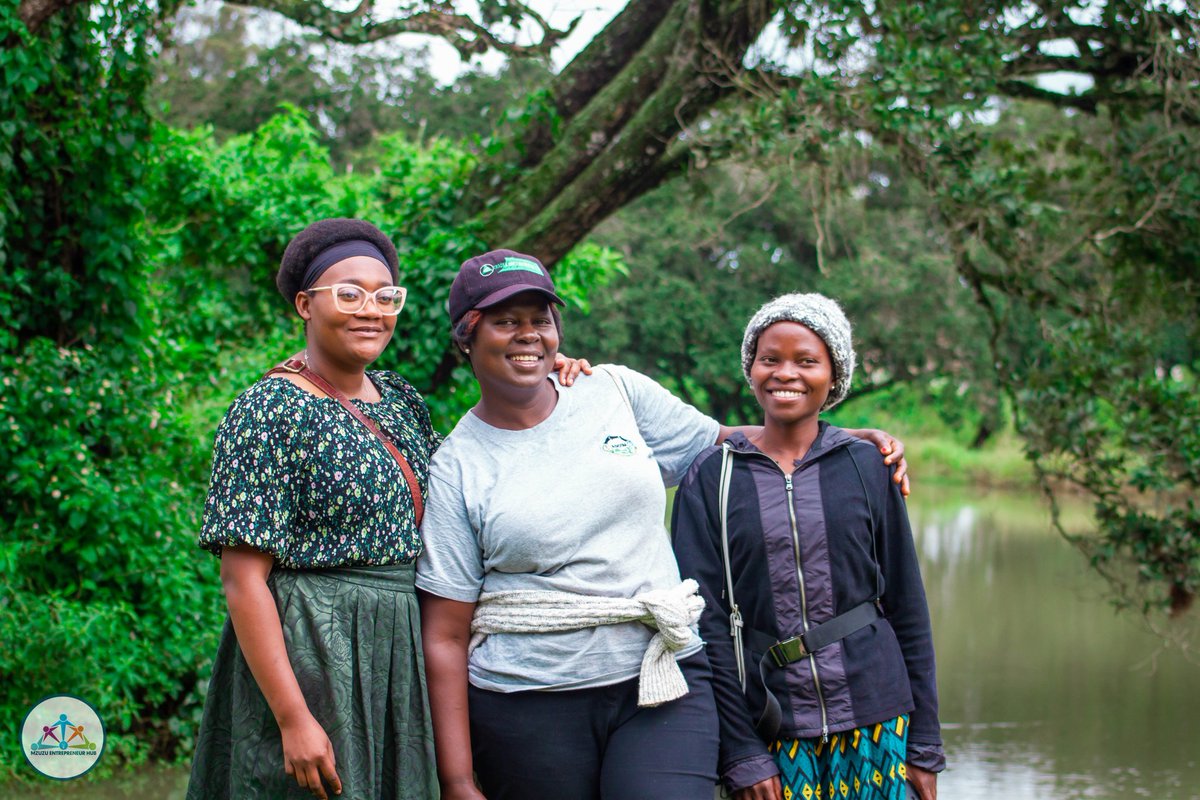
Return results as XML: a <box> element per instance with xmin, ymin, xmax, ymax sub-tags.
<box><xmin>199</xmin><ymin>372</ymin><xmax>440</xmax><ymax>567</ymax></box>
<box><xmin>772</xmin><ymin>715</ymin><xmax>911</xmax><ymax>800</ymax></box>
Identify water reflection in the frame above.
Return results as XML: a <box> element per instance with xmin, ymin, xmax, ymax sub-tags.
<box><xmin>16</xmin><ymin>490</ymin><xmax>1200</xmax><ymax>799</ymax></box>
<box><xmin>913</xmin><ymin>487</ymin><xmax>1200</xmax><ymax>800</ymax></box>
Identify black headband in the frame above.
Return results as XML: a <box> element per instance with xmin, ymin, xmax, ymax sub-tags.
<box><xmin>300</xmin><ymin>240</ymin><xmax>394</xmax><ymax>291</ymax></box>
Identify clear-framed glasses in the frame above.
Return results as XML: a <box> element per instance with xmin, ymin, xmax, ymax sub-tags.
<box><xmin>307</xmin><ymin>284</ymin><xmax>407</xmax><ymax>315</ymax></box>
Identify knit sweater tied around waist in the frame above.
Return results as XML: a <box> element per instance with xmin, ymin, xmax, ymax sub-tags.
<box><xmin>468</xmin><ymin>579</ymin><xmax>705</xmax><ymax>707</ymax></box>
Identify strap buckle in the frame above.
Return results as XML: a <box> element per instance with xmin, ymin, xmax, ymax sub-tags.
<box><xmin>277</xmin><ymin>357</ymin><xmax>306</xmax><ymax>374</ymax></box>
<box><xmin>767</xmin><ymin>635</ymin><xmax>809</xmax><ymax>667</ymax></box>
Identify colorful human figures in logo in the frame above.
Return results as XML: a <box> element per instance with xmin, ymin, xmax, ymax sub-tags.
<box><xmin>31</xmin><ymin>713</ymin><xmax>95</xmax><ymax>751</ymax></box>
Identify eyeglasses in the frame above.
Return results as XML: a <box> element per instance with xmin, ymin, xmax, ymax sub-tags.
<box><xmin>307</xmin><ymin>284</ymin><xmax>407</xmax><ymax>315</ymax></box>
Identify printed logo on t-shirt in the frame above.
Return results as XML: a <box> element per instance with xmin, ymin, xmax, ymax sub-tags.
<box><xmin>601</xmin><ymin>435</ymin><xmax>637</xmax><ymax>456</ymax></box>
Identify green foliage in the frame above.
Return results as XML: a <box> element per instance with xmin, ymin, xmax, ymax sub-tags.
<box><xmin>763</xmin><ymin>0</ymin><xmax>1200</xmax><ymax>615</ymax></box>
<box><xmin>146</xmin><ymin>106</ymin><xmax>487</xmax><ymax>419</ymax></box>
<box><xmin>151</xmin><ymin>4</ymin><xmax>556</xmax><ymax>167</ymax></box>
<box><xmin>1019</xmin><ymin>319</ymin><xmax>1200</xmax><ymax>616</ymax></box>
<box><xmin>0</xmin><ymin>0</ymin><xmax>168</xmax><ymax>351</ymax></box>
<box><xmin>0</xmin><ymin>0</ymin><xmax>214</xmax><ymax>779</ymax></box>
<box><xmin>0</xmin><ymin>340</ymin><xmax>218</xmax><ymax>777</ymax></box>
<box><xmin>571</xmin><ymin>141</ymin><xmax>1005</xmax><ymax>431</ymax></box>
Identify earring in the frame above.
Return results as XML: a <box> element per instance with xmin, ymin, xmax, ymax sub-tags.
<box><xmin>463</xmin><ymin>348</ymin><xmax>471</xmax><ymax>354</ymax></box>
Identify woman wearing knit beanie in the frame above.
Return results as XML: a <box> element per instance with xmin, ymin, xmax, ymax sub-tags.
<box><xmin>416</xmin><ymin>254</ymin><xmax>917</xmax><ymax>800</ymax></box>
<box><xmin>673</xmin><ymin>293</ymin><xmax>944</xmax><ymax>800</ymax></box>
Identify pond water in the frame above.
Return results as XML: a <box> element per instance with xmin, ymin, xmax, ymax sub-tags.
<box><xmin>913</xmin><ymin>487</ymin><xmax>1199</xmax><ymax>800</ymax></box>
<box><xmin>19</xmin><ymin>489</ymin><xmax>1200</xmax><ymax>799</ymax></box>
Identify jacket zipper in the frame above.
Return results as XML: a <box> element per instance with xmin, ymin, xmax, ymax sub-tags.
<box><xmin>784</xmin><ymin>471</ymin><xmax>830</xmax><ymax>741</ymax></box>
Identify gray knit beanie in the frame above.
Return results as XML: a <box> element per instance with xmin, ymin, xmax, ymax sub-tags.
<box><xmin>741</xmin><ymin>293</ymin><xmax>856</xmax><ymax>411</ymax></box>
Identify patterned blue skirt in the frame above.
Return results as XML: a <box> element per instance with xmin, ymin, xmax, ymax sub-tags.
<box><xmin>771</xmin><ymin>715</ymin><xmax>910</xmax><ymax>800</ymax></box>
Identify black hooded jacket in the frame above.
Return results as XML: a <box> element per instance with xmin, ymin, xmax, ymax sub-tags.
<box><xmin>672</xmin><ymin>424</ymin><xmax>944</xmax><ymax>791</ymax></box>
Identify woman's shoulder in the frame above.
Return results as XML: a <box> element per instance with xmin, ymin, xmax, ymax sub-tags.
<box><xmin>825</xmin><ymin>424</ymin><xmax>895</xmax><ymax>486</ymax></box>
<box><xmin>217</xmin><ymin>376</ymin><xmax>319</xmax><ymax>437</ymax></box>
<box><xmin>369</xmin><ymin>369</ymin><xmax>415</xmax><ymax>392</ymax></box>
<box><xmin>370</xmin><ymin>370</ymin><xmax>428</xmax><ymax>408</ymax></box>
<box><xmin>574</xmin><ymin>363</ymin><xmax>653</xmax><ymax>406</ymax></box>
<box><xmin>677</xmin><ymin>442</ymin><xmax>725</xmax><ymax>489</ymax></box>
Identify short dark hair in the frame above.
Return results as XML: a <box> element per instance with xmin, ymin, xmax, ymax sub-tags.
<box><xmin>276</xmin><ymin>218</ymin><xmax>399</xmax><ymax>309</ymax></box>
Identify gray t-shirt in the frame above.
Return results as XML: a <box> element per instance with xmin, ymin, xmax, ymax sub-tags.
<box><xmin>416</xmin><ymin>365</ymin><xmax>721</xmax><ymax>692</ymax></box>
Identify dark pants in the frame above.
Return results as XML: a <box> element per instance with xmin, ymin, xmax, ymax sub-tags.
<box><xmin>468</xmin><ymin>652</ymin><xmax>720</xmax><ymax>800</ymax></box>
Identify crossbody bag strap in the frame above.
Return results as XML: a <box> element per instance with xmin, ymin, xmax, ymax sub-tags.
<box><xmin>599</xmin><ymin>365</ymin><xmax>635</xmax><ymax>417</ymax></box>
<box><xmin>265</xmin><ymin>357</ymin><xmax>424</xmax><ymax>526</ymax></box>
<box><xmin>717</xmin><ymin>442</ymin><xmax>747</xmax><ymax>691</ymax></box>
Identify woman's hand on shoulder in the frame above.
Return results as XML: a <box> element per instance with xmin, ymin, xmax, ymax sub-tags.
<box><xmin>553</xmin><ymin>352</ymin><xmax>593</xmax><ymax>386</ymax></box>
<box><xmin>846</xmin><ymin>428</ymin><xmax>910</xmax><ymax>497</ymax></box>
<box><xmin>280</xmin><ymin>708</ymin><xmax>342</xmax><ymax>799</ymax></box>
<box><xmin>734</xmin><ymin>775</ymin><xmax>783</xmax><ymax>800</ymax></box>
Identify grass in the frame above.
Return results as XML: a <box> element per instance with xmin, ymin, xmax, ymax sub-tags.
<box><xmin>825</xmin><ymin>385</ymin><xmax>1036</xmax><ymax>491</ymax></box>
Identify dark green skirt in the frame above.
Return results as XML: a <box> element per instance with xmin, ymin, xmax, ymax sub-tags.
<box><xmin>187</xmin><ymin>563</ymin><xmax>438</xmax><ymax>799</ymax></box>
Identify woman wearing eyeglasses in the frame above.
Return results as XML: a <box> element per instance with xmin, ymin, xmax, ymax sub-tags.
<box><xmin>185</xmin><ymin>218</ymin><xmax>438</xmax><ymax>800</ymax></box>
<box><xmin>187</xmin><ymin>219</ymin><xmax>588</xmax><ymax>800</ymax></box>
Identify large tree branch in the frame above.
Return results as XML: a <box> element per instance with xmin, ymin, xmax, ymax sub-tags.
<box><xmin>499</xmin><ymin>2</ymin><xmax>777</xmax><ymax>263</ymax></box>
<box><xmin>1003</xmin><ymin>47</ymin><xmax>1148</xmax><ymax>81</ymax></box>
<box><xmin>997</xmin><ymin>79</ymin><xmax>1099</xmax><ymax>114</ymax></box>
<box><xmin>470</xmin><ymin>1</ymin><xmax>691</xmax><ymax>235</ymax></box>
<box><xmin>230</xmin><ymin>0</ymin><xmax>578</xmax><ymax>57</ymax></box>
<box><xmin>547</xmin><ymin>0</ymin><xmax>679</xmax><ymax>126</ymax></box>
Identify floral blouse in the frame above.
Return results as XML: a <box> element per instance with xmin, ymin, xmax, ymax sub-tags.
<box><xmin>199</xmin><ymin>371</ymin><xmax>440</xmax><ymax>568</ymax></box>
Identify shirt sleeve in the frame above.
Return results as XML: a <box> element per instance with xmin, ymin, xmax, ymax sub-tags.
<box><xmin>198</xmin><ymin>382</ymin><xmax>301</xmax><ymax>561</ymax></box>
<box><xmin>400</xmin><ymin>375</ymin><xmax>445</xmax><ymax>457</ymax></box>
<box><xmin>603</xmin><ymin>364</ymin><xmax>721</xmax><ymax>487</ymax></box>
<box><xmin>415</xmin><ymin>468</ymin><xmax>485</xmax><ymax>602</ymax></box>
<box><xmin>377</xmin><ymin>370</ymin><xmax>445</xmax><ymax>466</ymax></box>
<box><xmin>865</xmin><ymin>444</ymin><xmax>945</xmax><ymax>771</ymax></box>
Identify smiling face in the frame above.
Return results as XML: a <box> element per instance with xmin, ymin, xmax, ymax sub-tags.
<box><xmin>468</xmin><ymin>292</ymin><xmax>561</xmax><ymax>396</ymax></box>
<box><xmin>295</xmin><ymin>256</ymin><xmax>398</xmax><ymax>369</ymax></box>
<box><xmin>750</xmin><ymin>321</ymin><xmax>834</xmax><ymax>427</ymax></box>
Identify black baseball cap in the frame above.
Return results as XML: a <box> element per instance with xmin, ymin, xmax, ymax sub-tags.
<box><xmin>448</xmin><ymin>249</ymin><xmax>565</xmax><ymax>324</ymax></box>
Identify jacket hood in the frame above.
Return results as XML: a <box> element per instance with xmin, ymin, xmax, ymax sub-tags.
<box><xmin>723</xmin><ymin>422</ymin><xmax>859</xmax><ymax>465</ymax></box>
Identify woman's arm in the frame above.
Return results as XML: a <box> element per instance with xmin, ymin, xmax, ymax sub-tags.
<box><xmin>221</xmin><ymin>545</ymin><xmax>341</xmax><ymax>799</ymax></box>
<box><xmin>872</xmin><ymin>472</ymin><xmax>944</xmax><ymax>789</ymax></box>
<box><xmin>717</xmin><ymin>424</ymin><xmax>910</xmax><ymax>495</ymax></box>
<box><xmin>671</xmin><ymin>468</ymin><xmax>781</xmax><ymax>793</ymax></box>
<box><xmin>419</xmin><ymin>591</ymin><xmax>486</xmax><ymax>800</ymax></box>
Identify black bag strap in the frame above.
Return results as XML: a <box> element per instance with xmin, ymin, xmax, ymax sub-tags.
<box><xmin>715</xmin><ymin>443</ymin><xmax>887</xmax><ymax>741</ymax></box>
<box><xmin>717</xmin><ymin>443</ymin><xmax>747</xmax><ymax>690</ymax></box>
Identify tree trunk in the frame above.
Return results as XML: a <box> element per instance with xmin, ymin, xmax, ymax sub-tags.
<box><xmin>466</xmin><ymin>0</ymin><xmax>776</xmax><ymax>265</ymax></box>
<box><xmin>17</xmin><ymin>0</ymin><xmax>86</xmax><ymax>32</ymax></box>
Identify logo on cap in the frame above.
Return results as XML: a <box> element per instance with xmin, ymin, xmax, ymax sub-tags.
<box><xmin>480</xmin><ymin>257</ymin><xmax>544</xmax><ymax>278</ymax></box>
